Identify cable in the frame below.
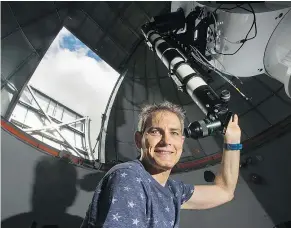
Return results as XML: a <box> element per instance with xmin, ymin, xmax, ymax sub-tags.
<box><xmin>213</xmin><ymin>4</ymin><xmax>257</xmax><ymax>55</ymax></box>
<box><xmin>239</xmin><ymin>4</ymin><xmax>257</xmax><ymax>41</ymax></box>
<box><xmin>192</xmin><ymin>45</ymin><xmax>239</xmax><ymax>80</ymax></box>
<box><xmin>223</xmin><ymin>37</ymin><xmax>240</xmax><ymax>44</ymax></box>
<box><xmin>212</xmin><ymin>3</ymin><xmax>245</xmax><ymax>14</ymax></box>
<box><xmin>210</xmin><ymin>8</ymin><xmax>247</xmax><ymax>45</ymax></box>
<box><xmin>211</xmin><ymin>3</ymin><xmax>257</xmax><ymax>56</ymax></box>
<box><xmin>210</xmin><ymin>12</ymin><xmax>241</xmax><ymax>46</ymax></box>
<box><xmin>190</xmin><ymin>45</ymin><xmax>250</xmax><ymax>100</ymax></box>
<box><xmin>219</xmin><ymin>3</ymin><xmax>245</xmax><ymax>11</ymax></box>
<box><xmin>178</xmin><ymin>4</ymin><xmax>252</xmax><ymax>100</ymax></box>
<box><xmin>191</xmin><ymin>45</ymin><xmax>229</xmax><ymax>76</ymax></box>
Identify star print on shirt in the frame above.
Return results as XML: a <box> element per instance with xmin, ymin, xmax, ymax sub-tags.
<box><xmin>191</xmin><ymin>189</ymin><xmax>194</xmax><ymax>193</ymax></box>
<box><xmin>112</xmin><ymin>213</ymin><xmax>121</xmax><ymax>221</ymax></box>
<box><xmin>165</xmin><ymin>206</ymin><xmax>170</xmax><ymax>212</ymax></box>
<box><xmin>121</xmin><ymin>172</ymin><xmax>127</xmax><ymax>178</ymax></box>
<box><xmin>140</xmin><ymin>193</ymin><xmax>145</xmax><ymax>199</ymax></box>
<box><xmin>84</xmin><ymin>162</ymin><xmax>196</xmax><ymax>228</ymax></box>
<box><xmin>123</xmin><ymin>186</ymin><xmax>131</xmax><ymax>191</ymax></box>
<box><xmin>132</xmin><ymin>218</ymin><xmax>139</xmax><ymax>225</ymax></box>
<box><xmin>112</xmin><ymin>197</ymin><xmax>117</xmax><ymax>204</ymax></box>
<box><xmin>136</xmin><ymin>177</ymin><xmax>142</xmax><ymax>183</ymax></box>
<box><xmin>128</xmin><ymin>201</ymin><xmax>135</xmax><ymax>208</ymax></box>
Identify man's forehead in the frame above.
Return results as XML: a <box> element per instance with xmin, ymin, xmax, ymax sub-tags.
<box><xmin>146</xmin><ymin>111</ymin><xmax>181</xmax><ymax>128</ymax></box>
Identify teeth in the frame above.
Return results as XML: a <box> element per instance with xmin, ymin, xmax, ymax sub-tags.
<box><xmin>157</xmin><ymin>151</ymin><xmax>170</xmax><ymax>154</ymax></box>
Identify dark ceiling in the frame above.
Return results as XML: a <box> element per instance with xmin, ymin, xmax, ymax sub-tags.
<box><xmin>2</xmin><ymin>1</ymin><xmax>171</xmax><ymax>74</ymax></box>
<box><xmin>65</xmin><ymin>1</ymin><xmax>171</xmax><ymax>72</ymax></box>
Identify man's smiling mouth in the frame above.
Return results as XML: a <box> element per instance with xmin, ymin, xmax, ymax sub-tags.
<box><xmin>154</xmin><ymin>149</ymin><xmax>173</xmax><ymax>154</ymax></box>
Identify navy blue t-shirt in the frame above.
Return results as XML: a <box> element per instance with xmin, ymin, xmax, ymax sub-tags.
<box><xmin>80</xmin><ymin>159</ymin><xmax>194</xmax><ymax>228</ymax></box>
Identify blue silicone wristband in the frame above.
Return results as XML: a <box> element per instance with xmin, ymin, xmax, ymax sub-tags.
<box><xmin>224</xmin><ymin>143</ymin><xmax>243</xmax><ymax>150</ymax></box>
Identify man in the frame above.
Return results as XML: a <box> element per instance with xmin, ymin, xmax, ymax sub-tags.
<box><xmin>81</xmin><ymin>101</ymin><xmax>241</xmax><ymax>228</ymax></box>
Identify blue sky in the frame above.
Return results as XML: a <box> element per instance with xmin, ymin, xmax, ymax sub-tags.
<box><xmin>60</xmin><ymin>32</ymin><xmax>102</xmax><ymax>62</ymax></box>
<box><xmin>29</xmin><ymin>27</ymin><xmax>119</xmax><ymax>147</ymax></box>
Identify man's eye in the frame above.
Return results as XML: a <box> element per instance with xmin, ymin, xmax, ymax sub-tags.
<box><xmin>171</xmin><ymin>132</ymin><xmax>179</xmax><ymax>136</ymax></box>
<box><xmin>150</xmin><ymin>129</ymin><xmax>160</xmax><ymax>135</ymax></box>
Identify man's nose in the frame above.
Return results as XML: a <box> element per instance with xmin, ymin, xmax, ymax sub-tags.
<box><xmin>160</xmin><ymin>132</ymin><xmax>171</xmax><ymax>146</ymax></box>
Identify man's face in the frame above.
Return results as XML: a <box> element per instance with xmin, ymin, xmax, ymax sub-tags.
<box><xmin>135</xmin><ymin>111</ymin><xmax>185</xmax><ymax>171</ymax></box>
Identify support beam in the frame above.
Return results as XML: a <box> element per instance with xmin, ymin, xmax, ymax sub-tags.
<box><xmin>10</xmin><ymin>118</ymin><xmax>89</xmax><ymax>157</ymax></box>
<box><xmin>23</xmin><ymin>117</ymin><xmax>86</xmax><ymax>133</ymax></box>
<box><xmin>17</xmin><ymin>100</ymin><xmax>84</xmax><ymax>135</ymax></box>
<box><xmin>84</xmin><ymin>116</ymin><xmax>95</xmax><ymax>161</ymax></box>
<box><xmin>27</xmin><ymin>85</ymin><xmax>82</xmax><ymax>157</ymax></box>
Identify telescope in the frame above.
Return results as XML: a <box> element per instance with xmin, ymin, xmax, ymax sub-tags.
<box><xmin>141</xmin><ymin>9</ymin><xmax>233</xmax><ymax>139</ymax></box>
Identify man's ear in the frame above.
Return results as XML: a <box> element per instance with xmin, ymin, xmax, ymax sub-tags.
<box><xmin>181</xmin><ymin>135</ymin><xmax>185</xmax><ymax>144</ymax></box>
<box><xmin>135</xmin><ymin>131</ymin><xmax>142</xmax><ymax>149</ymax></box>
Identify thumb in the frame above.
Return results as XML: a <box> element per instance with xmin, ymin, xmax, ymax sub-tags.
<box><xmin>233</xmin><ymin>114</ymin><xmax>239</xmax><ymax>124</ymax></box>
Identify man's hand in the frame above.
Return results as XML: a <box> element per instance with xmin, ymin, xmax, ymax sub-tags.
<box><xmin>182</xmin><ymin>114</ymin><xmax>242</xmax><ymax>210</ymax></box>
<box><xmin>224</xmin><ymin>114</ymin><xmax>241</xmax><ymax>144</ymax></box>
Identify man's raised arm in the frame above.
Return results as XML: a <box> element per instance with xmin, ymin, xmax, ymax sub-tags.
<box><xmin>182</xmin><ymin>114</ymin><xmax>241</xmax><ymax>210</ymax></box>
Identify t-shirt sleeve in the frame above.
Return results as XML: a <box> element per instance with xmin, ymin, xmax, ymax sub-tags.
<box><xmin>83</xmin><ymin>169</ymin><xmax>148</xmax><ymax>228</ymax></box>
<box><xmin>177</xmin><ymin>180</ymin><xmax>195</xmax><ymax>205</ymax></box>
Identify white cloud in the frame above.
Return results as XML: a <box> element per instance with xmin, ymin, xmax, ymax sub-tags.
<box><xmin>29</xmin><ymin>27</ymin><xmax>119</xmax><ymax>143</ymax></box>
